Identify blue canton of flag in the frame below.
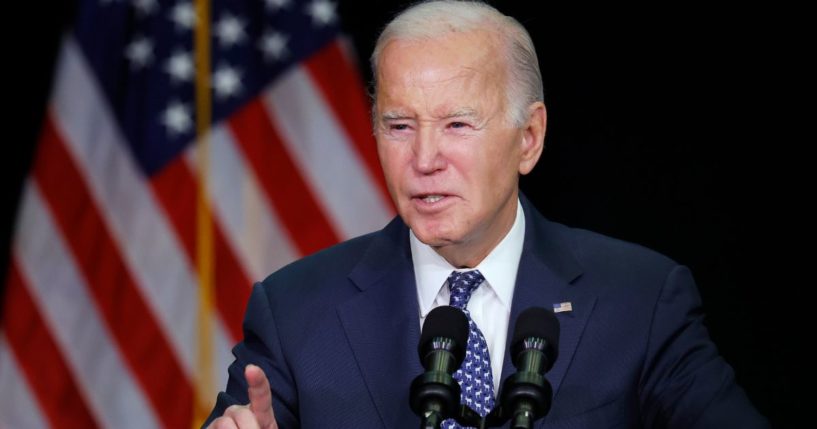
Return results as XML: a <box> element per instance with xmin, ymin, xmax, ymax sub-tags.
<box><xmin>75</xmin><ymin>0</ymin><xmax>340</xmax><ymax>176</ymax></box>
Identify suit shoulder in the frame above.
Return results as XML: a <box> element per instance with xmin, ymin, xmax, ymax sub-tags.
<box><xmin>250</xmin><ymin>216</ymin><xmax>408</xmax><ymax>323</ymax></box>
<box><xmin>260</xmin><ymin>230</ymin><xmax>378</xmax><ymax>292</ymax></box>
<box><xmin>251</xmin><ymin>232</ymin><xmax>378</xmax><ymax>319</ymax></box>
<box><xmin>542</xmin><ymin>219</ymin><xmax>684</xmax><ymax>290</ymax></box>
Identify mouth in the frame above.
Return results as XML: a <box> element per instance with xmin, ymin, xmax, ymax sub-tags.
<box><xmin>410</xmin><ymin>193</ymin><xmax>455</xmax><ymax>212</ymax></box>
<box><xmin>419</xmin><ymin>195</ymin><xmax>445</xmax><ymax>203</ymax></box>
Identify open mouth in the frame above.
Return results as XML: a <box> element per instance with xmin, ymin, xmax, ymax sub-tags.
<box><xmin>412</xmin><ymin>194</ymin><xmax>454</xmax><ymax>210</ymax></box>
<box><xmin>421</xmin><ymin>195</ymin><xmax>444</xmax><ymax>203</ymax></box>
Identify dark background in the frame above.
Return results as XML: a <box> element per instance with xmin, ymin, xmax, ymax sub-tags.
<box><xmin>4</xmin><ymin>1</ymin><xmax>803</xmax><ymax>427</ymax></box>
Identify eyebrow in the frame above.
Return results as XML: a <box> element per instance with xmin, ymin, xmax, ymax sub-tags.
<box><xmin>380</xmin><ymin>108</ymin><xmax>480</xmax><ymax>122</ymax></box>
<box><xmin>381</xmin><ymin>111</ymin><xmax>412</xmax><ymax>121</ymax></box>
<box><xmin>442</xmin><ymin>108</ymin><xmax>479</xmax><ymax>120</ymax></box>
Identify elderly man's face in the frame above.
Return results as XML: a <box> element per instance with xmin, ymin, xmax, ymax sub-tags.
<box><xmin>374</xmin><ymin>30</ymin><xmax>543</xmax><ymax>267</ymax></box>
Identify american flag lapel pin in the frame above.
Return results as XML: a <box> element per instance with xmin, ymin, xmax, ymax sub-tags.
<box><xmin>553</xmin><ymin>301</ymin><xmax>573</xmax><ymax>313</ymax></box>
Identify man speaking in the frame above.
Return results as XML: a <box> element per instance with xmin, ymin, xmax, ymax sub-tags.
<box><xmin>204</xmin><ymin>1</ymin><xmax>768</xmax><ymax>428</ymax></box>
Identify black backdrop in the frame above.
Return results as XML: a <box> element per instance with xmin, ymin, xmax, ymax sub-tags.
<box><xmin>3</xmin><ymin>1</ymin><xmax>803</xmax><ymax>427</ymax></box>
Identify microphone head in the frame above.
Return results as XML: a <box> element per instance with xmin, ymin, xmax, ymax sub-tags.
<box><xmin>511</xmin><ymin>307</ymin><xmax>560</xmax><ymax>370</ymax></box>
<box><xmin>419</xmin><ymin>305</ymin><xmax>469</xmax><ymax>365</ymax></box>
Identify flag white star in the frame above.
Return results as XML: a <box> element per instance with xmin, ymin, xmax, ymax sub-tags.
<box><xmin>259</xmin><ymin>30</ymin><xmax>289</xmax><ymax>61</ymax></box>
<box><xmin>170</xmin><ymin>1</ymin><xmax>196</xmax><ymax>30</ymax></box>
<box><xmin>215</xmin><ymin>14</ymin><xmax>246</xmax><ymax>47</ymax></box>
<box><xmin>132</xmin><ymin>0</ymin><xmax>157</xmax><ymax>16</ymax></box>
<box><xmin>165</xmin><ymin>50</ymin><xmax>194</xmax><ymax>83</ymax></box>
<box><xmin>124</xmin><ymin>36</ymin><xmax>153</xmax><ymax>69</ymax></box>
<box><xmin>212</xmin><ymin>64</ymin><xmax>242</xmax><ymax>99</ymax></box>
<box><xmin>265</xmin><ymin>0</ymin><xmax>291</xmax><ymax>11</ymax></box>
<box><xmin>161</xmin><ymin>101</ymin><xmax>192</xmax><ymax>135</ymax></box>
<box><xmin>306</xmin><ymin>0</ymin><xmax>336</xmax><ymax>26</ymax></box>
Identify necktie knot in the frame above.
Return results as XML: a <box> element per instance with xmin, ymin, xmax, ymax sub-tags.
<box><xmin>447</xmin><ymin>270</ymin><xmax>485</xmax><ymax>310</ymax></box>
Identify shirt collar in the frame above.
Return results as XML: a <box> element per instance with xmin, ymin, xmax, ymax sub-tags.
<box><xmin>411</xmin><ymin>199</ymin><xmax>526</xmax><ymax>317</ymax></box>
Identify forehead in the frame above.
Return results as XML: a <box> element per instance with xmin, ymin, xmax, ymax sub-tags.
<box><xmin>375</xmin><ymin>30</ymin><xmax>507</xmax><ymax>115</ymax></box>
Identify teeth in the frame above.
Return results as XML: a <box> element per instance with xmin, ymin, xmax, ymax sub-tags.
<box><xmin>423</xmin><ymin>195</ymin><xmax>444</xmax><ymax>203</ymax></box>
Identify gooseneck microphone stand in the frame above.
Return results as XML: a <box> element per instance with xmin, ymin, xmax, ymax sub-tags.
<box><xmin>410</xmin><ymin>306</ymin><xmax>470</xmax><ymax>429</ymax></box>
<box><xmin>410</xmin><ymin>336</ymin><xmax>462</xmax><ymax>429</ymax></box>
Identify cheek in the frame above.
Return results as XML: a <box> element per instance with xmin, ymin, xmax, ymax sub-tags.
<box><xmin>375</xmin><ymin>139</ymin><xmax>389</xmax><ymax>168</ymax></box>
<box><xmin>376</xmin><ymin>140</ymin><xmax>396</xmax><ymax>169</ymax></box>
<box><xmin>475</xmin><ymin>145</ymin><xmax>521</xmax><ymax>198</ymax></box>
<box><xmin>377</xmin><ymin>143</ymin><xmax>409</xmax><ymax>191</ymax></box>
<box><xmin>488</xmin><ymin>133</ymin><xmax>523</xmax><ymax>172</ymax></box>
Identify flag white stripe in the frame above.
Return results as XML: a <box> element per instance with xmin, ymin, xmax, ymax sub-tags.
<box><xmin>264</xmin><ymin>66</ymin><xmax>393</xmax><ymax>240</ymax></box>
<box><xmin>13</xmin><ymin>182</ymin><xmax>161</xmax><ymax>429</ymax></box>
<box><xmin>51</xmin><ymin>36</ymin><xmax>200</xmax><ymax>375</ymax></box>
<box><xmin>0</xmin><ymin>334</ymin><xmax>49</xmax><ymax>429</ymax></box>
<box><xmin>185</xmin><ymin>125</ymin><xmax>299</xmax><ymax>282</ymax></box>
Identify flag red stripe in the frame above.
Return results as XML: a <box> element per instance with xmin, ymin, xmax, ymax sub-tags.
<box><xmin>150</xmin><ymin>157</ymin><xmax>251</xmax><ymax>340</ymax></box>
<box><xmin>304</xmin><ymin>41</ymin><xmax>393</xmax><ymax>208</ymax></box>
<box><xmin>3</xmin><ymin>260</ymin><xmax>100</xmax><ymax>429</ymax></box>
<box><xmin>228</xmin><ymin>98</ymin><xmax>340</xmax><ymax>254</ymax></box>
<box><xmin>32</xmin><ymin>116</ymin><xmax>192</xmax><ymax>428</ymax></box>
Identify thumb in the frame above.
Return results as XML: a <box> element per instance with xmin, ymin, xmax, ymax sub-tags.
<box><xmin>245</xmin><ymin>364</ymin><xmax>278</xmax><ymax>429</ymax></box>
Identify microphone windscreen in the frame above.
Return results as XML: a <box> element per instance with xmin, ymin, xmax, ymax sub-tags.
<box><xmin>420</xmin><ymin>305</ymin><xmax>469</xmax><ymax>364</ymax></box>
<box><xmin>511</xmin><ymin>307</ymin><xmax>560</xmax><ymax>364</ymax></box>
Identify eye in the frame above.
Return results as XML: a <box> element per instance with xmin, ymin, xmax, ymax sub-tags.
<box><xmin>390</xmin><ymin>123</ymin><xmax>410</xmax><ymax>131</ymax></box>
<box><xmin>448</xmin><ymin>121</ymin><xmax>469</xmax><ymax>129</ymax></box>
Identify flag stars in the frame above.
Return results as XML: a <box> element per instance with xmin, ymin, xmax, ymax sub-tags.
<box><xmin>259</xmin><ymin>30</ymin><xmax>289</xmax><ymax>62</ymax></box>
<box><xmin>170</xmin><ymin>1</ymin><xmax>196</xmax><ymax>31</ymax></box>
<box><xmin>161</xmin><ymin>101</ymin><xmax>192</xmax><ymax>136</ymax></box>
<box><xmin>165</xmin><ymin>50</ymin><xmax>194</xmax><ymax>83</ymax></box>
<box><xmin>212</xmin><ymin>64</ymin><xmax>242</xmax><ymax>99</ymax></box>
<box><xmin>215</xmin><ymin>13</ymin><xmax>246</xmax><ymax>47</ymax></box>
<box><xmin>306</xmin><ymin>0</ymin><xmax>337</xmax><ymax>26</ymax></box>
<box><xmin>125</xmin><ymin>36</ymin><xmax>153</xmax><ymax>69</ymax></box>
<box><xmin>265</xmin><ymin>0</ymin><xmax>291</xmax><ymax>12</ymax></box>
<box><xmin>132</xmin><ymin>0</ymin><xmax>157</xmax><ymax>16</ymax></box>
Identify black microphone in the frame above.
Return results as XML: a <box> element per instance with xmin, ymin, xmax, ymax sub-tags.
<box><xmin>410</xmin><ymin>305</ymin><xmax>470</xmax><ymax>429</ymax></box>
<box><xmin>496</xmin><ymin>307</ymin><xmax>560</xmax><ymax>429</ymax></box>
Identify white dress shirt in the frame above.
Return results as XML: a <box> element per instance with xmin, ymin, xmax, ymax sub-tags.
<box><xmin>411</xmin><ymin>199</ymin><xmax>525</xmax><ymax>395</ymax></box>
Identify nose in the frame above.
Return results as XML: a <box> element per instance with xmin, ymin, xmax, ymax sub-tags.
<box><xmin>412</xmin><ymin>127</ymin><xmax>446</xmax><ymax>174</ymax></box>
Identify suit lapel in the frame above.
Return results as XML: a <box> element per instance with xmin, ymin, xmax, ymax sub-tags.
<box><xmin>501</xmin><ymin>253</ymin><xmax>597</xmax><ymax>399</ymax></box>
<box><xmin>337</xmin><ymin>218</ymin><xmax>423</xmax><ymax>428</ymax></box>
<box><xmin>500</xmin><ymin>198</ymin><xmax>597</xmax><ymax>400</ymax></box>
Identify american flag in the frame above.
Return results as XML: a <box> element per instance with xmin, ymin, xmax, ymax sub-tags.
<box><xmin>0</xmin><ymin>0</ymin><xmax>394</xmax><ymax>427</ymax></box>
<box><xmin>552</xmin><ymin>301</ymin><xmax>572</xmax><ymax>313</ymax></box>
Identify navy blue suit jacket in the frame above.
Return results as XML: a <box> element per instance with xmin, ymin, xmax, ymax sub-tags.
<box><xmin>205</xmin><ymin>197</ymin><xmax>768</xmax><ymax>428</ymax></box>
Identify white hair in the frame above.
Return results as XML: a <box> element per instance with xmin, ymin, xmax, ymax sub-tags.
<box><xmin>370</xmin><ymin>0</ymin><xmax>544</xmax><ymax>127</ymax></box>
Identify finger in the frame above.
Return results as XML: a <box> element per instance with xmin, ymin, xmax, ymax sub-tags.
<box><xmin>223</xmin><ymin>404</ymin><xmax>260</xmax><ymax>429</ymax></box>
<box><xmin>208</xmin><ymin>415</ymin><xmax>239</xmax><ymax>429</ymax></box>
<box><xmin>245</xmin><ymin>364</ymin><xmax>277</xmax><ymax>429</ymax></box>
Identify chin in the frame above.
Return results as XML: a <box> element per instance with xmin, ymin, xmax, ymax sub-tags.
<box><xmin>401</xmin><ymin>203</ymin><xmax>463</xmax><ymax>244</ymax></box>
<box><xmin>410</xmin><ymin>223</ymin><xmax>458</xmax><ymax>247</ymax></box>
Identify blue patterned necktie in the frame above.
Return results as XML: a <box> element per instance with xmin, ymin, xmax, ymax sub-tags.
<box><xmin>443</xmin><ymin>270</ymin><xmax>495</xmax><ymax>428</ymax></box>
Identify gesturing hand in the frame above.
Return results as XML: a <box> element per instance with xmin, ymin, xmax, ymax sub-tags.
<box><xmin>209</xmin><ymin>364</ymin><xmax>279</xmax><ymax>429</ymax></box>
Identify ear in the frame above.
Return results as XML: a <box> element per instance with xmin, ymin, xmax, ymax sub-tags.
<box><xmin>518</xmin><ymin>102</ymin><xmax>547</xmax><ymax>175</ymax></box>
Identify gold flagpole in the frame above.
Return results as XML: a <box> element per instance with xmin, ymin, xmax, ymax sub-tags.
<box><xmin>193</xmin><ymin>0</ymin><xmax>214</xmax><ymax>427</ymax></box>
